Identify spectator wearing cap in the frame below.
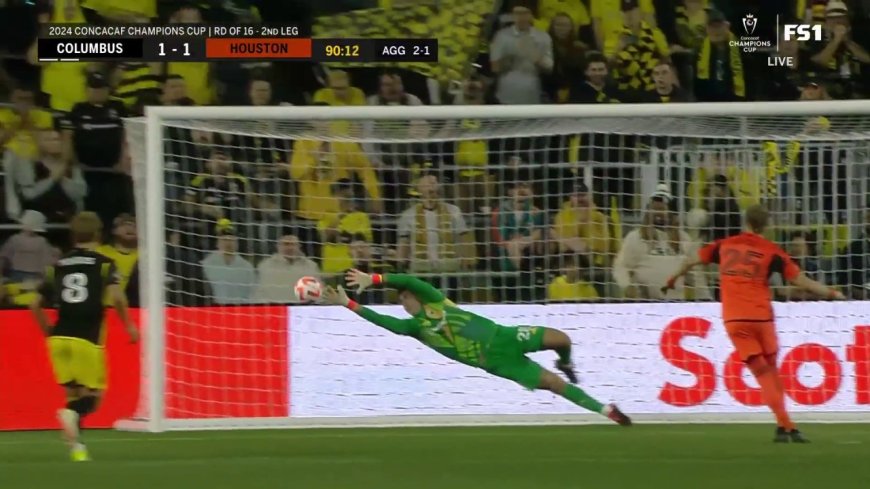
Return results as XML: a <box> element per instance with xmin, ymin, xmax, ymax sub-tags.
<box><xmin>0</xmin><ymin>84</ymin><xmax>54</xmax><ymax>160</ymax></box>
<box><xmin>694</xmin><ymin>8</ymin><xmax>745</xmax><ymax>102</ymax></box>
<box><xmin>61</xmin><ymin>70</ymin><xmax>131</xmax><ymax>226</ymax></box>
<box><xmin>808</xmin><ymin>1</ymin><xmax>870</xmax><ymax>95</ymax></box>
<box><xmin>613</xmin><ymin>190</ymin><xmax>708</xmax><ymax>300</ymax></box>
<box><xmin>291</xmin><ymin>116</ymin><xmax>383</xmax><ymax>222</ymax></box>
<box><xmin>200</xmin><ymin>225</ymin><xmax>255</xmax><ymax>305</ymax></box>
<box><xmin>568</xmin><ymin>51</ymin><xmax>623</xmax><ymax>102</ymax></box>
<box><xmin>492</xmin><ymin>172</ymin><xmax>547</xmax><ymax>302</ymax></box>
<box><xmin>8</xmin><ymin>129</ymin><xmax>87</xmax><ymax>222</ymax></box>
<box><xmin>552</xmin><ymin>183</ymin><xmax>617</xmax><ymax>274</ymax></box>
<box><xmin>317</xmin><ymin>179</ymin><xmax>373</xmax><ymax>274</ymax></box>
<box><xmin>490</xmin><ymin>1</ymin><xmax>554</xmax><ymax>104</ymax></box>
<box><xmin>799</xmin><ymin>79</ymin><xmax>833</xmax><ymax>101</ymax></box>
<box><xmin>396</xmin><ymin>174</ymin><xmax>476</xmax><ymax>283</ymax></box>
<box><xmin>641</xmin><ymin>59</ymin><xmax>691</xmax><ymax>102</ymax></box>
<box><xmin>606</xmin><ymin>0</ymin><xmax>670</xmax><ymax>98</ymax></box>
<box><xmin>0</xmin><ymin>210</ymin><xmax>59</xmax><ymax>306</ymax></box>
<box><xmin>96</xmin><ymin>213</ymin><xmax>139</xmax><ymax>305</ymax></box>
<box><xmin>252</xmin><ymin>234</ymin><xmax>320</xmax><ymax>304</ymax></box>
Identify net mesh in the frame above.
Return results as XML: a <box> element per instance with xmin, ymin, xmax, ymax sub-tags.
<box><xmin>124</xmin><ymin>109</ymin><xmax>870</xmax><ymax>426</ymax></box>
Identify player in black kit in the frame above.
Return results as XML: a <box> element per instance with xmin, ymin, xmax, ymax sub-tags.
<box><xmin>30</xmin><ymin>212</ymin><xmax>138</xmax><ymax>462</ymax></box>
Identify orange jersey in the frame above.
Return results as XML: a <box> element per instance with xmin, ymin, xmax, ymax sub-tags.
<box><xmin>699</xmin><ymin>233</ymin><xmax>801</xmax><ymax>323</ymax></box>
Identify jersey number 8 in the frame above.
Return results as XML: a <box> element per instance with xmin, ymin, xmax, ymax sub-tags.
<box><xmin>61</xmin><ymin>273</ymin><xmax>89</xmax><ymax>303</ymax></box>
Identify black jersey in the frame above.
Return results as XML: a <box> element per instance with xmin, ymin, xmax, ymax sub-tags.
<box><xmin>39</xmin><ymin>248</ymin><xmax>120</xmax><ymax>345</ymax></box>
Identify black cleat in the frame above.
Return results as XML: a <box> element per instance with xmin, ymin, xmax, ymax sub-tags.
<box><xmin>774</xmin><ymin>427</ymin><xmax>790</xmax><ymax>443</ymax></box>
<box><xmin>789</xmin><ymin>429</ymin><xmax>810</xmax><ymax>443</ymax></box>
<box><xmin>605</xmin><ymin>403</ymin><xmax>632</xmax><ymax>427</ymax></box>
<box><xmin>554</xmin><ymin>360</ymin><xmax>578</xmax><ymax>384</ymax></box>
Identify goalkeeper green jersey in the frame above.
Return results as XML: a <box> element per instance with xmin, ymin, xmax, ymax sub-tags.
<box><xmin>350</xmin><ymin>274</ymin><xmax>503</xmax><ymax>367</ymax></box>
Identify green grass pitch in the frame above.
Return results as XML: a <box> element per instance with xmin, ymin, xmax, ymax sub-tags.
<box><xmin>2</xmin><ymin>424</ymin><xmax>870</xmax><ymax>489</ymax></box>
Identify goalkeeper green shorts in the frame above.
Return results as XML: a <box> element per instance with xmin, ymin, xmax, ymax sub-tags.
<box><xmin>484</xmin><ymin>326</ymin><xmax>547</xmax><ymax>389</ymax></box>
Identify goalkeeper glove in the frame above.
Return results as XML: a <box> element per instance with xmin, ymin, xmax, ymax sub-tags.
<box><xmin>346</xmin><ymin>269</ymin><xmax>375</xmax><ymax>293</ymax></box>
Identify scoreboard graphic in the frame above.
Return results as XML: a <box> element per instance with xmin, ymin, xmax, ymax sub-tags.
<box><xmin>38</xmin><ymin>24</ymin><xmax>438</xmax><ymax>63</ymax></box>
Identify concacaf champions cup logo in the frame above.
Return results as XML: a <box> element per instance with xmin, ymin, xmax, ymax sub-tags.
<box><xmin>731</xmin><ymin>14</ymin><xmax>772</xmax><ymax>52</ymax></box>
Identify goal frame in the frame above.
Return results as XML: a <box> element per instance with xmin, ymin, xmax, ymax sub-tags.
<box><xmin>117</xmin><ymin>101</ymin><xmax>870</xmax><ymax>432</ymax></box>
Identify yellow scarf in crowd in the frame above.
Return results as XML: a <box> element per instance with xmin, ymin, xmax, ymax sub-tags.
<box><xmin>696</xmin><ymin>32</ymin><xmax>745</xmax><ymax>98</ymax></box>
<box><xmin>414</xmin><ymin>203</ymin><xmax>456</xmax><ymax>262</ymax></box>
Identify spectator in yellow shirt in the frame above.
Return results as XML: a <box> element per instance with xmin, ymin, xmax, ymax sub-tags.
<box><xmin>552</xmin><ymin>183</ymin><xmax>616</xmax><ymax>267</ymax></box>
<box><xmin>37</xmin><ymin>0</ymin><xmax>90</xmax><ymax>112</ymax></box>
<box><xmin>0</xmin><ymin>85</ymin><xmax>54</xmax><ymax>159</ymax></box>
<box><xmin>81</xmin><ymin>0</ymin><xmax>156</xmax><ymax>22</ymax></box>
<box><xmin>317</xmin><ymin>180</ymin><xmax>374</xmax><ymax>274</ymax></box>
<box><xmin>591</xmin><ymin>0</ymin><xmax>656</xmax><ymax>50</ymax></box>
<box><xmin>605</xmin><ymin>0</ymin><xmax>670</xmax><ymax>95</ymax></box>
<box><xmin>290</xmin><ymin>115</ymin><xmax>383</xmax><ymax>222</ymax></box>
<box><xmin>313</xmin><ymin>70</ymin><xmax>366</xmax><ymax>106</ymax></box>
<box><xmin>312</xmin><ymin>70</ymin><xmax>366</xmax><ymax>136</ymax></box>
<box><xmin>95</xmin><ymin>213</ymin><xmax>139</xmax><ymax>305</ymax></box>
<box><xmin>548</xmin><ymin>254</ymin><xmax>600</xmax><ymax>302</ymax></box>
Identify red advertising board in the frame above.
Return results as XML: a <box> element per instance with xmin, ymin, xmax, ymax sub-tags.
<box><xmin>0</xmin><ymin>307</ymin><xmax>288</xmax><ymax>431</ymax></box>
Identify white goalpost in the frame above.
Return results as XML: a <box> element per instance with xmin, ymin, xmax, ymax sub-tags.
<box><xmin>119</xmin><ymin>101</ymin><xmax>870</xmax><ymax>432</ymax></box>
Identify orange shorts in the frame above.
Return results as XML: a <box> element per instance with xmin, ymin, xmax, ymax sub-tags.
<box><xmin>725</xmin><ymin>321</ymin><xmax>778</xmax><ymax>361</ymax></box>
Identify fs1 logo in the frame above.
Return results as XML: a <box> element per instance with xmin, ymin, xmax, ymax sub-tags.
<box><xmin>784</xmin><ymin>24</ymin><xmax>823</xmax><ymax>41</ymax></box>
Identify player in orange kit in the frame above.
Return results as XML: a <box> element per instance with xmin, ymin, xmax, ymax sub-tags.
<box><xmin>663</xmin><ymin>204</ymin><xmax>844</xmax><ymax>443</ymax></box>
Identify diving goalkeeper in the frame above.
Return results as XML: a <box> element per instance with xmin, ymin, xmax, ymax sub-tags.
<box><xmin>322</xmin><ymin>270</ymin><xmax>632</xmax><ymax>426</ymax></box>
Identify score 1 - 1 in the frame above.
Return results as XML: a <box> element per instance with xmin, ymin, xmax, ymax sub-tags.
<box><xmin>159</xmin><ymin>42</ymin><xmax>190</xmax><ymax>57</ymax></box>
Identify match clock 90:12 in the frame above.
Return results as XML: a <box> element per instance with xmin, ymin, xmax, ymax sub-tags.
<box><xmin>311</xmin><ymin>38</ymin><xmax>439</xmax><ymax>63</ymax></box>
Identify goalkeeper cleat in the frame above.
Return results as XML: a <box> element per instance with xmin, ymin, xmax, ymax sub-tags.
<box><xmin>57</xmin><ymin>408</ymin><xmax>79</xmax><ymax>445</ymax></box>
<box><xmin>604</xmin><ymin>403</ymin><xmax>632</xmax><ymax>427</ymax></box>
<box><xmin>70</xmin><ymin>443</ymin><xmax>90</xmax><ymax>462</ymax></box>
<box><xmin>788</xmin><ymin>429</ymin><xmax>810</xmax><ymax>444</ymax></box>
<box><xmin>554</xmin><ymin>360</ymin><xmax>578</xmax><ymax>384</ymax></box>
<box><xmin>774</xmin><ymin>427</ymin><xmax>789</xmax><ymax>443</ymax></box>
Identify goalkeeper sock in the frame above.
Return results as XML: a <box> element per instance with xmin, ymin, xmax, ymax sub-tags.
<box><xmin>556</xmin><ymin>346</ymin><xmax>572</xmax><ymax>365</ymax></box>
<box><xmin>562</xmin><ymin>384</ymin><xmax>605</xmax><ymax>414</ymax></box>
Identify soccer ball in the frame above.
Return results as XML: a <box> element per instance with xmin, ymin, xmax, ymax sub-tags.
<box><xmin>294</xmin><ymin>276</ymin><xmax>322</xmax><ymax>302</ymax></box>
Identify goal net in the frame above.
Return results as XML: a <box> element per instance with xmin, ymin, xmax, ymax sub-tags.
<box><xmin>120</xmin><ymin>102</ymin><xmax>870</xmax><ymax>431</ymax></box>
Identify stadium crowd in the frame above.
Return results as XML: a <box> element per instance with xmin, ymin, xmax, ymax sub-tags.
<box><xmin>1</xmin><ymin>0</ymin><xmax>870</xmax><ymax>307</ymax></box>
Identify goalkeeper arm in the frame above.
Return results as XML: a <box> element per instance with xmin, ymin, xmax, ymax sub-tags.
<box><xmin>346</xmin><ymin>270</ymin><xmax>444</xmax><ymax>303</ymax></box>
<box><xmin>323</xmin><ymin>286</ymin><xmax>420</xmax><ymax>336</ymax></box>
